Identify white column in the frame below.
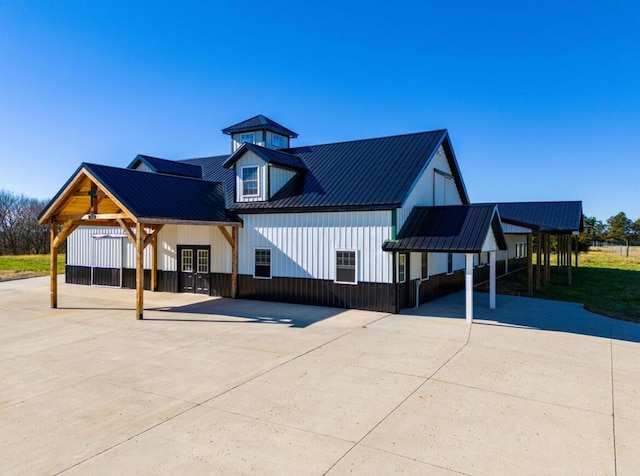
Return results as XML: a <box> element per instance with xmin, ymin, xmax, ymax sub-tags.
<box><xmin>465</xmin><ymin>253</ymin><xmax>474</xmax><ymax>324</ymax></box>
<box><xmin>489</xmin><ymin>250</ymin><xmax>496</xmax><ymax>309</ymax></box>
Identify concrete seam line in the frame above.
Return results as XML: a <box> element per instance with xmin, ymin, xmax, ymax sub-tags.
<box><xmin>610</xmin><ymin>324</ymin><xmax>618</xmax><ymax>476</ymax></box>
<box><xmin>323</xmin><ymin>336</ymin><xmax>471</xmax><ymax>475</ymax></box>
<box><xmin>56</xmin><ymin>313</ymin><xmax>395</xmax><ymax>475</ymax></box>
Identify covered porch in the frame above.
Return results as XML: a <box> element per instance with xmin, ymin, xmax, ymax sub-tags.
<box><xmin>383</xmin><ymin>204</ymin><xmax>508</xmax><ymax>323</ymax></box>
<box><xmin>38</xmin><ymin>162</ymin><xmax>241</xmax><ymax>319</ymax></box>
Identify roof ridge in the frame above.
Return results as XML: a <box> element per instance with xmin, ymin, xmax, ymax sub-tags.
<box><xmin>285</xmin><ymin>129</ymin><xmax>448</xmax><ymax>152</ymax></box>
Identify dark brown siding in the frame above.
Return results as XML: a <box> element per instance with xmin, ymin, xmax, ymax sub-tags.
<box><xmin>237</xmin><ymin>275</ymin><xmax>397</xmax><ymax>313</ymax></box>
<box><xmin>65</xmin><ymin>265</ymin><xmax>91</xmax><ymax>285</ymax></box>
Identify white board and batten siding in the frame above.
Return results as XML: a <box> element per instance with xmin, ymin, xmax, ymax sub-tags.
<box><xmin>270</xmin><ymin>166</ymin><xmax>296</xmax><ymax>197</ymax></box>
<box><xmin>67</xmin><ymin>225</ymin><xmax>232</xmax><ymax>273</ymax></box>
<box><xmin>235</xmin><ymin>151</ymin><xmax>267</xmax><ymax>202</ymax></box>
<box><xmin>238</xmin><ymin>211</ymin><xmax>394</xmax><ymax>283</ymax></box>
<box><xmin>396</xmin><ymin>145</ymin><xmax>463</xmax><ymax>230</ymax></box>
<box><xmin>395</xmin><ymin>145</ymin><xmax>465</xmax><ymax>279</ymax></box>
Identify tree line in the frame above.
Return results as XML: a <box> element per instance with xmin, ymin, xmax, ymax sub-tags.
<box><xmin>0</xmin><ymin>189</ymin><xmax>51</xmax><ymax>255</ymax></box>
<box><xmin>582</xmin><ymin>212</ymin><xmax>640</xmax><ymax>246</ymax></box>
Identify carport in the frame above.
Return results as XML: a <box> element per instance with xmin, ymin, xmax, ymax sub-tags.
<box><xmin>383</xmin><ymin>204</ymin><xmax>507</xmax><ymax>322</ymax></box>
<box><xmin>38</xmin><ymin>163</ymin><xmax>242</xmax><ymax>319</ymax></box>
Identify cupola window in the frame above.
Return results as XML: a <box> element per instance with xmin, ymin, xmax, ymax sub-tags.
<box><xmin>240</xmin><ymin>133</ymin><xmax>255</xmax><ymax>144</ymax></box>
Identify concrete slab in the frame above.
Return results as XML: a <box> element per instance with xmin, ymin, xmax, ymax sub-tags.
<box><xmin>362</xmin><ymin>379</ymin><xmax>615</xmax><ymax>475</ymax></box>
<box><xmin>2</xmin><ymin>276</ymin><xmax>639</xmax><ymax>474</ymax></box>
<box><xmin>62</xmin><ymin>406</ymin><xmax>352</xmax><ymax>475</ymax></box>
<box><xmin>434</xmin><ymin>342</ymin><xmax>613</xmax><ymax>414</ymax></box>
<box><xmin>0</xmin><ymin>379</ymin><xmax>192</xmax><ymax>475</ymax></box>
<box><xmin>98</xmin><ymin>340</ymin><xmax>290</xmax><ymax>404</ymax></box>
<box><xmin>208</xmin><ymin>354</ymin><xmax>424</xmax><ymax>442</ymax></box>
<box><xmin>614</xmin><ymin>416</ymin><xmax>640</xmax><ymax>475</ymax></box>
<box><xmin>327</xmin><ymin>445</ymin><xmax>460</xmax><ymax>475</ymax></box>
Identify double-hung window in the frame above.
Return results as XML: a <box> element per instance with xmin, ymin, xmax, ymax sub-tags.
<box><xmin>242</xmin><ymin>166</ymin><xmax>259</xmax><ymax>197</ymax></box>
<box><xmin>254</xmin><ymin>248</ymin><xmax>271</xmax><ymax>278</ymax></box>
<box><xmin>271</xmin><ymin>134</ymin><xmax>283</xmax><ymax>148</ymax></box>
<box><xmin>335</xmin><ymin>250</ymin><xmax>357</xmax><ymax>284</ymax></box>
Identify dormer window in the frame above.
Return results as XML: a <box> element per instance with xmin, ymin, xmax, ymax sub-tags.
<box><xmin>241</xmin><ymin>166</ymin><xmax>259</xmax><ymax>197</ymax></box>
<box><xmin>271</xmin><ymin>134</ymin><xmax>283</xmax><ymax>148</ymax></box>
<box><xmin>240</xmin><ymin>133</ymin><xmax>255</xmax><ymax>144</ymax></box>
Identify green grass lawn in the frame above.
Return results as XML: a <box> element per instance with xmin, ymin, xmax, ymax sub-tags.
<box><xmin>0</xmin><ymin>254</ymin><xmax>65</xmax><ymax>281</ymax></box>
<box><xmin>533</xmin><ymin>248</ymin><xmax>640</xmax><ymax>322</ymax></box>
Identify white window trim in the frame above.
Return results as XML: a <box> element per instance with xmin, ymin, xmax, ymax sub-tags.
<box><xmin>447</xmin><ymin>253</ymin><xmax>454</xmax><ymax>276</ymax></box>
<box><xmin>398</xmin><ymin>254</ymin><xmax>407</xmax><ymax>283</ymax></box>
<box><xmin>334</xmin><ymin>249</ymin><xmax>358</xmax><ymax>285</ymax></box>
<box><xmin>253</xmin><ymin>247</ymin><xmax>272</xmax><ymax>279</ymax></box>
<box><xmin>240</xmin><ymin>165</ymin><xmax>260</xmax><ymax>198</ymax></box>
<box><xmin>421</xmin><ymin>252</ymin><xmax>430</xmax><ymax>281</ymax></box>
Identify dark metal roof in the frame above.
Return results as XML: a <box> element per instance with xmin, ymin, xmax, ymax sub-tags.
<box><xmin>82</xmin><ymin>163</ymin><xmax>238</xmax><ymax>224</ymax></box>
<box><xmin>222</xmin><ymin>114</ymin><xmax>298</xmax><ymax>138</ymax></box>
<box><xmin>494</xmin><ymin>201</ymin><xmax>583</xmax><ymax>233</ymax></box>
<box><xmin>183</xmin><ymin>129</ymin><xmax>469</xmax><ymax>213</ymax></box>
<box><xmin>127</xmin><ymin>154</ymin><xmax>202</xmax><ymax>179</ymax></box>
<box><xmin>222</xmin><ymin>143</ymin><xmax>307</xmax><ymax>171</ymax></box>
<box><xmin>382</xmin><ymin>205</ymin><xmax>507</xmax><ymax>253</ymax></box>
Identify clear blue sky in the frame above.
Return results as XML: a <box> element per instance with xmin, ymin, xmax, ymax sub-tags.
<box><xmin>1</xmin><ymin>1</ymin><xmax>639</xmax><ymax>221</ymax></box>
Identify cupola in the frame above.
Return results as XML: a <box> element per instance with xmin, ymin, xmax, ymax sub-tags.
<box><xmin>222</xmin><ymin>114</ymin><xmax>298</xmax><ymax>152</ymax></box>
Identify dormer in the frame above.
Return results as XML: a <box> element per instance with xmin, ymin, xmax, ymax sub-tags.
<box><xmin>222</xmin><ymin>143</ymin><xmax>306</xmax><ymax>203</ymax></box>
<box><xmin>127</xmin><ymin>154</ymin><xmax>202</xmax><ymax>178</ymax></box>
<box><xmin>222</xmin><ymin>114</ymin><xmax>298</xmax><ymax>153</ymax></box>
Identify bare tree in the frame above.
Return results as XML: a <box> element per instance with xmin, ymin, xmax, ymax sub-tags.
<box><xmin>0</xmin><ymin>189</ymin><xmax>51</xmax><ymax>255</ymax></box>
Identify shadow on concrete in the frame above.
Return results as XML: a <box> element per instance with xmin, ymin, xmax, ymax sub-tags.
<box><xmin>146</xmin><ymin>297</ymin><xmax>346</xmax><ymax>328</ymax></box>
<box><xmin>402</xmin><ymin>291</ymin><xmax>640</xmax><ymax>344</ymax></box>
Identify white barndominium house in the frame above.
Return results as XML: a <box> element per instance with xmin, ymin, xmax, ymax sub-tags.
<box><xmin>39</xmin><ymin>115</ymin><xmax>583</xmax><ymax>320</ymax></box>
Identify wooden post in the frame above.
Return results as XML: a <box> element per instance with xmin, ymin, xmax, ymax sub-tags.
<box><xmin>575</xmin><ymin>234</ymin><xmax>579</xmax><ymax>267</ymax></box>
<box><xmin>151</xmin><ymin>232</ymin><xmax>158</xmax><ymax>292</ymax></box>
<box><xmin>136</xmin><ymin>222</ymin><xmax>144</xmax><ymax>319</ymax></box>
<box><xmin>527</xmin><ymin>233</ymin><xmax>533</xmax><ymax>296</ymax></box>
<box><xmin>50</xmin><ymin>224</ymin><xmax>58</xmax><ymax>308</ymax></box>
<box><xmin>536</xmin><ymin>234</ymin><xmax>542</xmax><ymax>290</ymax></box>
<box><xmin>231</xmin><ymin>226</ymin><xmax>238</xmax><ymax>298</ymax></box>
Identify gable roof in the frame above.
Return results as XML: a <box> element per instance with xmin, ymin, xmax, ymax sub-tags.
<box><xmin>495</xmin><ymin>201</ymin><xmax>583</xmax><ymax>233</ymax></box>
<box><xmin>183</xmin><ymin>129</ymin><xmax>469</xmax><ymax>213</ymax></box>
<box><xmin>222</xmin><ymin>143</ymin><xmax>307</xmax><ymax>171</ymax></box>
<box><xmin>382</xmin><ymin>205</ymin><xmax>507</xmax><ymax>253</ymax></box>
<box><xmin>222</xmin><ymin>114</ymin><xmax>298</xmax><ymax>138</ymax></box>
<box><xmin>127</xmin><ymin>154</ymin><xmax>202</xmax><ymax>179</ymax></box>
<box><xmin>39</xmin><ymin>163</ymin><xmax>238</xmax><ymax>225</ymax></box>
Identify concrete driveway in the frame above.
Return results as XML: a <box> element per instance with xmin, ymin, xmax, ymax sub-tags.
<box><xmin>1</xmin><ymin>276</ymin><xmax>639</xmax><ymax>475</ymax></box>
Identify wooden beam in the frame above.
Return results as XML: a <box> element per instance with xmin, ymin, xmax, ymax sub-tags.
<box><xmin>56</xmin><ymin>213</ymin><xmax>129</xmax><ymax>221</ymax></box>
<box><xmin>136</xmin><ymin>222</ymin><xmax>144</xmax><ymax>319</ymax></box>
<box><xmin>218</xmin><ymin>226</ymin><xmax>234</xmax><ymax>247</ymax></box>
<box><xmin>52</xmin><ymin>220</ymin><xmax>78</xmax><ymax>249</ymax></box>
<box><xmin>527</xmin><ymin>233</ymin><xmax>533</xmax><ymax>296</ymax></box>
<box><xmin>151</xmin><ymin>232</ymin><xmax>158</xmax><ymax>291</ymax></box>
<box><xmin>231</xmin><ymin>226</ymin><xmax>238</xmax><ymax>298</ymax></box>
<box><xmin>50</xmin><ymin>225</ymin><xmax>59</xmax><ymax>309</ymax></box>
<box><xmin>575</xmin><ymin>234</ymin><xmax>579</xmax><ymax>268</ymax></box>
<box><xmin>568</xmin><ymin>235</ymin><xmax>572</xmax><ymax>285</ymax></box>
<box><xmin>143</xmin><ymin>225</ymin><xmax>163</xmax><ymax>248</ymax></box>
<box><xmin>544</xmin><ymin>234</ymin><xmax>550</xmax><ymax>284</ymax></box>
<box><xmin>117</xmin><ymin>218</ymin><xmax>137</xmax><ymax>246</ymax></box>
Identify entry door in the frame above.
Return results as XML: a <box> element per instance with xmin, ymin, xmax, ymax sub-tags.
<box><xmin>178</xmin><ymin>245</ymin><xmax>210</xmax><ymax>295</ymax></box>
<box><xmin>397</xmin><ymin>253</ymin><xmax>411</xmax><ymax>309</ymax></box>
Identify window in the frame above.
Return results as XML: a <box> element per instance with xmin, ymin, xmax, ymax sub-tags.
<box><xmin>242</xmin><ymin>166</ymin><xmax>259</xmax><ymax>197</ymax></box>
<box><xmin>336</xmin><ymin>250</ymin><xmax>357</xmax><ymax>284</ymax></box>
<box><xmin>447</xmin><ymin>253</ymin><xmax>453</xmax><ymax>275</ymax></box>
<box><xmin>271</xmin><ymin>134</ymin><xmax>283</xmax><ymax>148</ymax></box>
<box><xmin>181</xmin><ymin>249</ymin><xmax>193</xmax><ymax>273</ymax></box>
<box><xmin>240</xmin><ymin>133</ymin><xmax>255</xmax><ymax>144</ymax></box>
<box><xmin>197</xmin><ymin>249</ymin><xmax>209</xmax><ymax>274</ymax></box>
<box><xmin>421</xmin><ymin>252</ymin><xmax>429</xmax><ymax>280</ymax></box>
<box><xmin>254</xmin><ymin>248</ymin><xmax>271</xmax><ymax>278</ymax></box>
<box><xmin>398</xmin><ymin>254</ymin><xmax>406</xmax><ymax>283</ymax></box>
